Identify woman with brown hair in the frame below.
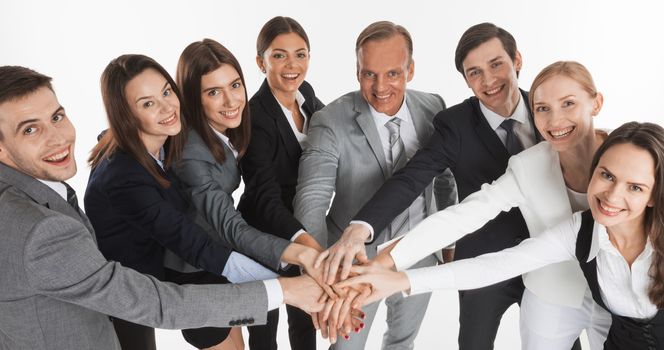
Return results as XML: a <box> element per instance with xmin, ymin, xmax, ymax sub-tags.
<box><xmin>237</xmin><ymin>16</ymin><xmax>325</xmax><ymax>350</ymax></box>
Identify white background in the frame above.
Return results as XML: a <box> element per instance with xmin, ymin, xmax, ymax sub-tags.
<box><xmin>2</xmin><ymin>0</ymin><xmax>663</xmax><ymax>348</ymax></box>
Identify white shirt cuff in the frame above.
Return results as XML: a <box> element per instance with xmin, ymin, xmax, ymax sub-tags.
<box><xmin>403</xmin><ymin>266</ymin><xmax>454</xmax><ymax>297</ymax></box>
<box><xmin>290</xmin><ymin>229</ymin><xmax>306</xmax><ymax>242</ymax></box>
<box><xmin>349</xmin><ymin>220</ymin><xmax>374</xmax><ymax>242</ymax></box>
<box><xmin>262</xmin><ymin>279</ymin><xmax>283</xmax><ymax>311</ymax></box>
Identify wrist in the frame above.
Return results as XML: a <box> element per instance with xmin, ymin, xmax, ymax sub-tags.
<box><xmin>348</xmin><ymin>224</ymin><xmax>371</xmax><ymax>242</ymax></box>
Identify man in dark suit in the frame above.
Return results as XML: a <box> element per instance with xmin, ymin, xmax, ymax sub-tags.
<box><xmin>322</xmin><ymin>23</ymin><xmax>550</xmax><ymax>349</ymax></box>
<box><xmin>0</xmin><ymin>65</ymin><xmax>324</xmax><ymax>349</ymax></box>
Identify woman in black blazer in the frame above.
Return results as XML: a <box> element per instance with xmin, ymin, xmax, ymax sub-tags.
<box><xmin>85</xmin><ymin>54</ymin><xmax>315</xmax><ymax>350</ymax></box>
<box><xmin>237</xmin><ymin>16</ymin><xmax>325</xmax><ymax>350</ymax></box>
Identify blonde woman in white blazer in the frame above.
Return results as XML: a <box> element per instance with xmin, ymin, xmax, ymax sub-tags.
<box><xmin>365</xmin><ymin>61</ymin><xmax>613</xmax><ymax>349</ymax></box>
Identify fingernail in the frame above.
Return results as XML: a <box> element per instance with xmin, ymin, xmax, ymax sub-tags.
<box><xmin>360</xmin><ymin>322</ymin><xmax>365</xmax><ymax>329</ymax></box>
<box><xmin>344</xmin><ymin>335</ymin><xmax>350</xmax><ymax>340</ymax></box>
<box><xmin>354</xmin><ymin>327</ymin><xmax>359</xmax><ymax>332</ymax></box>
<box><xmin>361</xmin><ymin>312</ymin><xmax>366</xmax><ymax>319</ymax></box>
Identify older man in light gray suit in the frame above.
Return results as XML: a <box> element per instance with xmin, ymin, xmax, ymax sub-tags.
<box><xmin>0</xmin><ymin>65</ymin><xmax>324</xmax><ymax>350</ymax></box>
<box><xmin>294</xmin><ymin>22</ymin><xmax>456</xmax><ymax>349</ymax></box>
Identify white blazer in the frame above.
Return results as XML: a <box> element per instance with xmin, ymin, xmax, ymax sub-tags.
<box><xmin>390</xmin><ymin>141</ymin><xmax>588</xmax><ymax>308</ymax></box>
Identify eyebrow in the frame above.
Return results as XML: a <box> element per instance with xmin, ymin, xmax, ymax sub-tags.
<box><xmin>272</xmin><ymin>48</ymin><xmax>308</xmax><ymax>52</ymax></box>
<box><xmin>464</xmin><ymin>56</ymin><xmax>503</xmax><ymax>74</ymax></box>
<box><xmin>135</xmin><ymin>81</ymin><xmax>170</xmax><ymax>103</ymax></box>
<box><xmin>599</xmin><ymin>166</ymin><xmax>651</xmax><ymax>189</ymax></box>
<box><xmin>15</xmin><ymin>106</ymin><xmax>64</xmax><ymax>134</ymax></box>
<box><xmin>202</xmin><ymin>77</ymin><xmax>242</xmax><ymax>92</ymax></box>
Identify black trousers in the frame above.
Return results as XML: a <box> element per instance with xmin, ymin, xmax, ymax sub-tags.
<box><xmin>247</xmin><ymin>265</ymin><xmax>316</xmax><ymax>350</ymax></box>
<box><xmin>457</xmin><ymin>276</ymin><xmax>580</xmax><ymax>350</ymax></box>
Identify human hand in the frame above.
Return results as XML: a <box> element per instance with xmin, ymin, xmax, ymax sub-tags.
<box><xmin>334</xmin><ymin>264</ymin><xmax>410</xmax><ymax>307</ymax></box>
<box><xmin>279</xmin><ymin>274</ymin><xmax>326</xmax><ymax>313</ymax></box>
<box><xmin>315</xmin><ymin>223</ymin><xmax>371</xmax><ymax>284</ymax></box>
<box><xmin>282</xmin><ymin>243</ymin><xmax>337</xmax><ymax>299</ymax></box>
<box><xmin>316</xmin><ymin>291</ymin><xmax>366</xmax><ymax>344</ymax></box>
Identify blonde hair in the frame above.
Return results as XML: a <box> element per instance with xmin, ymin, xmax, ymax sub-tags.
<box><xmin>529</xmin><ymin>61</ymin><xmax>598</xmax><ymax>112</ymax></box>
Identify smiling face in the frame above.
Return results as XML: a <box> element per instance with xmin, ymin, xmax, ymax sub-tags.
<box><xmin>357</xmin><ymin>34</ymin><xmax>414</xmax><ymax>116</ymax></box>
<box><xmin>588</xmin><ymin>142</ymin><xmax>655</xmax><ymax>230</ymax></box>
<box><xmin>0</xmin><ymin>87</ymin><xmax>77</xmax><ymax>181</ymax></box>
<box><xmin>462</xmin><ymin>37</ymin><xmax>522</xmax><ymax>117</ymax></box>
<box><xmin>258</xmin><ymin>32</ymin><xmax>310</xmax><ymax>97</ymax></box>
<box><xmin>125</xmin><ymin>68</ymin><xmax>181</xmax><ymax>155</ymax></box>
<box><xmin>533</xmin><ymin>74</ymin><xmax>602</xmax><ymax>152</ymax></box>
<box><xmin>200</xmin><ymin>64</ymin><xmax>246</xmax><ymax>134</ymax></box>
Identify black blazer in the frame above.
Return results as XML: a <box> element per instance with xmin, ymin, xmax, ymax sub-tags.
<box><xmin>84</xmin><ymin>150</ymin><xmax>232</xmax><ymax>280</ymax></box>
<box><xmin>238</xmin><ymin>79</ymin><xmax>324</xmax><ymax>240</ymax></box>
<box><xmin>355</xmin><ymin>90</ymin><xmax>542</xmax><ymax>259</ymax></box>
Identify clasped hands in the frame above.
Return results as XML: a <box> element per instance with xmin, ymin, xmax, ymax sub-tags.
<box><xmin>290</xmin><ymin>225</ymin><xmax>409</xmax><ymax>344</ymax></box>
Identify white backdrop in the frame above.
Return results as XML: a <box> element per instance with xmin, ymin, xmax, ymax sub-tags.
<box><xmin>2</xmin><ymin>0</ymin><xmax>663</xmax><ymax>348</ymax></box>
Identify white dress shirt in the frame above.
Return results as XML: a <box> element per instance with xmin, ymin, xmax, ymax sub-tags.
<box><xmin>274</xmin><ymin>89</ymin><xmax>309</xmax><ymax>146</ymax></box>
<box><xmin>351</xmin><ymin>98</ymin><xmax>427</xmax><ymax>241</ymax></box>
<box><xmin>405</xmin><ymin>211</ymin><xmax>658</xmax><ymax>319</ymax></box>
<box><xmin>479</xmin><ymin>94</ymin><xmax>536</xmax><ymax>150</ymax></box>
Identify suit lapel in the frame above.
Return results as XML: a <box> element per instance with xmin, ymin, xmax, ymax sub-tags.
<box><xmin>406</xmin><ymin>91</ymin><xmax>433</xmax><ymax>144</ymax></box>
<box><xmin>256</xmin><ymin>79</ymin><xmax>301</xmax><ymax>162</ymax></box>
<box><xmin>353</xmin><ymin>93</ymin><xmax>390</xmax><ymax>180</ymax></box>
<box><xmin>469</xmin><ymin>97</ymin><xmax>511</xmax><ymax>165</ymax></box>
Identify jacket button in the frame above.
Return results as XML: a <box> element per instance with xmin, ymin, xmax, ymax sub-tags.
<box><xmin>229</xmin><ymin>320</ymin><xmax>237</xmax><ymax>326</ymax></box>
<box><xmin>247</xmin><ymin>318</ymin><xmax>255</xmax><ymax>324</ymax></box>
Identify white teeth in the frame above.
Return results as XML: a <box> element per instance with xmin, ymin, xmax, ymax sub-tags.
<box><xmin>282</xmin><ymin>73</ymin><xmax>299</xmax><ymax>79</ymax></box>
<box><xmin>159</xmin><ymin>115</ymin><xmax>176</xmax><ymax>124</ymax></box>
<box><xmin>375</xmin><ymin>94</ymin><xmax>390</xmax><ymax>100</ymax></box>
<box><xmin>486</xmin><ymin>86</ymin><xmax>502</xmax><ymax>95</ymax></box>
<box><xmin>44</xmin><ymin>149</ymin><xmax>69</xmax><ymax>162</ymax></box>
<box><xmin>549</xmin><ymin>126</ymin><xmax>575</xmax><ymax>138</ymax></box>
<box><xmin>220</xmin><ymin>108</ymin><xmax>239</xmax><ymax>117</ymax></box>
<box><xmin>600</xmin><ymin>201</ymin><xmax>622</xmax><ymax>213</ymax></box>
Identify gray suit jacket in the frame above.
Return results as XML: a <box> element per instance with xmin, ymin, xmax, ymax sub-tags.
<box><xmin>294</xmin><ymin>90</ymin><xmax>453</xmax><ymax>255</ymax></box>
<box><xmin>0</xmin><ymin>162</ymin><xmax>268</xmax><ymax>350</ymax></box>
<box><xmin>175</xmin><ymin>130</ymin><xmax>290</xmax><ymax>271</ymax></box>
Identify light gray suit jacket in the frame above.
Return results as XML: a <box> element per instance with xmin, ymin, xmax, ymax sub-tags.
<box><xmin>174</xmin><ymin>130</ymin><xmax>291</xmax><ymax>271</ymax></box>
<box><xmin>0</xmin><ymin>162</ymin><xmax>268</xmax><ymax>350</ymax></box>
<box><xmin>294</xmin><ymin>90</ymin><xmax>452</xmax><ymax>256</ymax></box>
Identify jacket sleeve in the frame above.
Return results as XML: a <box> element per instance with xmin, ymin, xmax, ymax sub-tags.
<box><xmin>24</xmin><ymin>213</ymin><xmax>269</xmax><ymax>329</ymax></box>
<box><xmin>106</xmin><ymin>169</ymin><xmax>231</xmax><ymax>275</ymax></box>
<box><xmin>293</xmin><ymin>110</ymin><xmax>339</xmax><ymax>247</ymax></box>
<box><xmin>175</xmin><ymin>157</ymin><xmax>290</xmax><ymax>271</ymax></box>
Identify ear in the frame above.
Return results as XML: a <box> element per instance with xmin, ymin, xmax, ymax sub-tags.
<box><xmin>513</xmin><ymin>50</ymin><xmax>523</xmax><ymax>75</ymax></box>
<box><xmin>592</xmin><ymin>92</ymin><xmax>604</xmax><ymax>117</ymax></box>
<box><xmin>255</xmin><ymin>55</ymin><xmax>265</xmax><ymax>73</ymax></box>
<box><xmin>406</xmin><ymin>59</ymin><xmax>415</xmax><ymax>83</ymax></box>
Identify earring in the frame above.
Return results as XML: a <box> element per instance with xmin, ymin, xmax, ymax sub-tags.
<box><xmin>262</xmin><ymin>68</ymin><xmax>266</xmax><ymax>73</ymax></box>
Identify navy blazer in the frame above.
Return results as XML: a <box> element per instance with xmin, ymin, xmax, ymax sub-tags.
<box><xmin>355</xmin><ymin>90</ymin><xmax>542</xmax><ymax>259</ymax></box>
<box><xmin>238</xmin><ymin>79</ymin><xmax>324</xmax><ymax>240</ymax></box>
<box><xmin>84</xmin><ymin>150</ymin><xmax>231</xmax><ymax>280</ymax></box>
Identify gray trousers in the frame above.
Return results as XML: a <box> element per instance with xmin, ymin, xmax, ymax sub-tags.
<box><xmin>332</xmin><ymin>254</ymin><xmax>437</xmax><ymax>350</ymax></box>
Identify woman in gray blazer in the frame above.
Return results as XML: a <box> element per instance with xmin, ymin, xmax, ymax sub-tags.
<box><xmin>174</xmin><ymin>39</ymin><xmax>349</xmax><ymax>349</ymax></box>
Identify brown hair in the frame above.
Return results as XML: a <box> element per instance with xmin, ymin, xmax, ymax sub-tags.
<box><xmin>257</xmin><ymin>16</ymin><xmax>310</xmax><ymax>57</ymax></box>
<box><xmin>176</xmin><ymin>39</ymin><xmax>251</xmax><ymax>164</ymax></box>
<box><xmin>0</xmin><ymin>66</ymin><xmax>53</xmax><ymax>140</ymax></box>
<box><xmin>529</xmin><ymin>61</ymin><xmax>598</xmax><ymax>112</ymax></box>
<box><xmin>355</xmin><ymin>21</ymin><xmax>413</xmax><ymax>69</ymax></box>
<box><xmin>88</xmin><ymin>54</ymin><xmax>187</xmax><ymax>188</ymax></box>
<box><xmin>455</xmin><ymin>23</ymin><xmax>518</xmax><ymax>78</ymax></box>
<box><xmin>590</xmin><ymin>121</ymin><xmax>664</xmax><ymax>308</ymax></box>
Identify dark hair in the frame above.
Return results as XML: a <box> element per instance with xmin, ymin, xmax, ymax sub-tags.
<box><xmin>454</xmin><ymin>22</ymin><xmax>518</xmax><ymax>78</ymax></box>
<box><xmin>89</xmin><ymin>54</ymin><xmax>187</xmax><ymax>188</ymax></box>
<box><xmin>355</xmin><ymin>21</ymin><xmax>413</xmax><ymax>66</ymax></box>
<box><xmin>257</xmin><ymin>16</ymin><xmax>310</xmax><ymax>57</ymax></box>
<box><xmin>590</xmin><ymin>121</ymin><xmax>664</xmax><ymax>308</ymax></box>
<box><xmin>176</xmin><ymin>39</ymin><xmax>251</xmax><ymax>164</ymax></box>
<box><xmin>0</xmin><ymin>66</ymin><xmax>53</xmax><ymax>140</ymax></box>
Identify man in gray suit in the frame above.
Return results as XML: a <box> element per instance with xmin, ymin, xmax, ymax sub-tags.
<box><xmin>0</xmin><ymin>65</ymin><xmax>324</xmax><ymax>350</ymax></box>
<box><xmin>294</xmin><ymin>22</ymin><xmax>455</xmax><ymax>349</ymax></box>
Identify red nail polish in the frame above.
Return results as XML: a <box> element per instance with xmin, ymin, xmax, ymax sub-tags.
<box><xmin>360</xmin><ymin>322</ymin><xmax>365</xmax><ymax>328</ymax></box>
<box><xmin>354</xmin><ymin>327</ymin><xmax>359</xmax><ymax>332</ymax></box>
<box><xmin>344</xmin><ymin>335</ymin><xmax>350</xmax><ymax>340</ymax></box>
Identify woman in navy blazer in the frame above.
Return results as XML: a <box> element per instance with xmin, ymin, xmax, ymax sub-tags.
<box><xmin>85</xmin><ymin>54</ymin><xmax>312</xmax><ymax>350</ymax></box>
<box><xmin>236</xmin><ymin>17</ymin><xmax>325</xmax><ymax>350</ymax></box>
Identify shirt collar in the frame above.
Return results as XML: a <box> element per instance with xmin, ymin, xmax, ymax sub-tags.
<box><xmin>368</xmin><ymin>95</ymin><xmax>412</xmax><ymax>126</ymax></box>
<box><xmin>211</xmin><ymin>124</ymin><xmax>238</xmax><ymax>157</ymax></box>
<box><xmin>148</xmin><ymin>147</ymin><xmax>166</xmax><ymax>170</ymax></box>
<box><xmin>37</xmin><ymin>179</ymin><xmax>67</xmax><ymax>201</ymax></box>
<box><xmin>274</xmin><ymin>90</ymin><xmax>306</xmax><ymax>114</ymax></box>
<box><xmin>480</xmin><ymin>93</ymin><xmax>528</xmax><ymax>131</ymax></box>
<box><xmin>588</xmin><ymin>222</ymin><xmax>654</xmax><ymax>262</ymax></box>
